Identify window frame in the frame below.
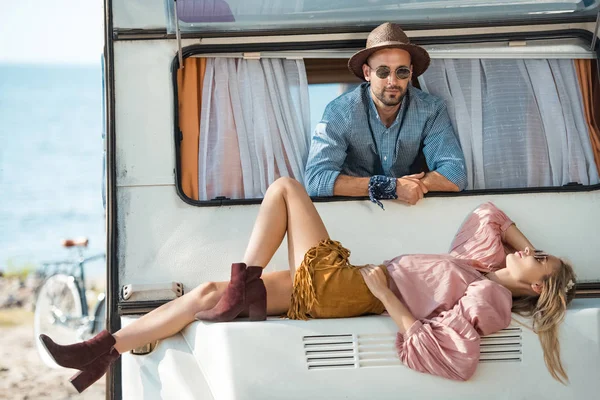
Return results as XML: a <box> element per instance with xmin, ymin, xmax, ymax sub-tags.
<box><xmin>171</xmin><ymin>28</ymin><xmax>600</xmax><ymax>208</ymax></box>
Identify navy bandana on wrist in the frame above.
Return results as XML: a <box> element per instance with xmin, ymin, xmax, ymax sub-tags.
<box><xmin>368</xmin><ymin>175</ymin><xmax>398</xmax><ymax>210</ymax></box>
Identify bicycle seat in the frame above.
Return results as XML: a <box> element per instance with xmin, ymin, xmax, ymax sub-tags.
<box><xmin>61</xmin><ymin>238</ymin><xmax>89</xmax><ymax>248</ymax></box>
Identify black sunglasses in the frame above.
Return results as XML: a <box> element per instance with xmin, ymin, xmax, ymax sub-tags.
<box><xmin>368</xmin><ymin>64</ymin><xmax>411</xmax><ymax>80</ymax></box>
<box><xmin>533</xmin><ymin>249</ymin><xmax>549</xmax><ymax>263</ymax></box>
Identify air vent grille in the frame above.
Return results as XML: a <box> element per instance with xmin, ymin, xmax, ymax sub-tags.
<box><xmin>303</xmin><ymin>328</ymin><xmax>522</xmax><ymax>370</ymax></box>
<box><xmin>480</xmin><ymin>327</ymin><xmax>522</xmax><ymax>363</ymax></box>
<box><xmin>357</xmin><ymin>333</ymin><xmax>401</xmax><ymax>368</ymax></box>
<box><xmin>303</xmin><ymin>334</ymin><xmax>356</xmax><ymax>370</ymax></box>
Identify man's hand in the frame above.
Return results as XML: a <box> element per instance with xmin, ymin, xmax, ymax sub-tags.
<box><xmin>359</xmin><ymin>265</ymin><xmax>390</xmax><ymax>300</ymax></box>
<box><xmin>396</xmin><ymin>172</ymin><xmax>428</xmax><ymax>205</ymax></box>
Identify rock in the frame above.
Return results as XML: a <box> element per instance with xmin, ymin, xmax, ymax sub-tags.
<box><xmin>0</xmin><ymin>278</ymin><xmax>35</xmax><ymax>310</ymax></box>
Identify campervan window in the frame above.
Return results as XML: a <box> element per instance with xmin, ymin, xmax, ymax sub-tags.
<box><xmin>165</xmin><ymin>0</ymin><xmax>599</xmax><ymax>34</ymax></box>
<box><xmin>174</xmin><ymin>38</ymin><xmax>600</xmax><ymax>205</ymax></box>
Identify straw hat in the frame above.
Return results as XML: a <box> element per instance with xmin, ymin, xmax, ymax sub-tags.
<box><xmin>348</xmin><ymin>22</ymin><xmax>430</xmax><ymax>81</ymax></box>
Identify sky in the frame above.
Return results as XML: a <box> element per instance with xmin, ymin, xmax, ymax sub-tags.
<box><xmin>0</xmin><ymin>0</ymin><xmax>104</xmax><ymax>65</ymax></box>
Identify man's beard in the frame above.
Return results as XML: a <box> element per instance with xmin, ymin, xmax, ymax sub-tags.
<box><xmin>374</xmin><ymin>86</ymin><xmax>406</xmax><ymax>107</ymax></box>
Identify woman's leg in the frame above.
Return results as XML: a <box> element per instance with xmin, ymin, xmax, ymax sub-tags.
<box><xmin>114</xmin><ymin>177</ymin><xmax>327</xmax><ymax>352</ymax></box>
<box><xmin>243</xmin><ymin>176</ymin><xmax>329</xmax><ymax>272</ymax></box>
<box><xmin>113</xmin><ymin>270</ymin><xmax>292</xmax><ymax>353</ymax></box>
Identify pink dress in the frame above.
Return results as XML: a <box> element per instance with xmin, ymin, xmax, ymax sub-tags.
<box><xmin>384</xmin><ymin>203</ymin><xmax>515</xmax><ymax>381</ymax></box>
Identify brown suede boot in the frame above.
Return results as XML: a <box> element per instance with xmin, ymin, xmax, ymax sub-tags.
<box><xmin>39</xmin><ymin>330</ymin><xmax>116</xmax><ymax>370</ymax></box>
<box><xmin>195</xmin><ymin>263</ymin><xmax>248</xmax><ymax>322</ymax></box>
<box><xmin>70</xmin><ymin>347</ymin><xmax>120</xmax><ymax>393</ymax></box>
<box><xmin>245</xmin><ymin>266</ymin><xmax>267</xmax><ymax>321</ymax></box>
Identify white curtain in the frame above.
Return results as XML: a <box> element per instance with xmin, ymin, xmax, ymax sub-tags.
<box><xmin>198</xmin><ymin>58</ymin><xmax>311</xmax><ymax>200</ymax></box>
<box><xmin>418</xmin><ymin>59</ymin><xmax>600</xmax><ymax>190</ymax></box>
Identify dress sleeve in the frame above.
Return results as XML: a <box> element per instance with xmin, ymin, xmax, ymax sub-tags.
<box><xmin>395</xmin><ymin>279</ymin><xmax>512</xmax><ymax>381</ymax></box>
<box><xmin>449</xmin><ymin>202</ymin><xmax>515</xmax><ymax>267</ymax></box>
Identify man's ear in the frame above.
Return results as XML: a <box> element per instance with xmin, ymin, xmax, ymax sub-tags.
<box><xmin>531</xmin><ymin>282</ymin><xmax>543</xmax><ymax>295</ymax></box>
<box><xmin>362</xmin><ymin>64</ymin><xmax>370</xmax><ymax>81</ymax></box>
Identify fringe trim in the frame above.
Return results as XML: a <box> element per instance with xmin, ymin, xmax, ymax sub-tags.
<box><xmin>286</xmin><ymin>239</ymin><xmax>350</xmax><ymax>320</ymax></box>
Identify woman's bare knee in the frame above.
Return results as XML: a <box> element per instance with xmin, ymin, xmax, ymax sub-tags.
<box><xmin>197</xmin><ymin>281</ymin><xmax>219</xmax><ymax>297</ymax></box>
<box><xmin>188</xmin><ymin>281</ymin><xmax>221</xmax><ymax>312</ymax></box>
<box><xmin>270</xmin><ymin>176</ymin><xmax>305</xmax><ymax>197</ymax></box>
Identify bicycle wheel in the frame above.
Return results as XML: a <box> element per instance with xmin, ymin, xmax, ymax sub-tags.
<box><xmin>34</xmin><ymin>274</ymin><xmax>84</xmax><ymax>368</ymax></box>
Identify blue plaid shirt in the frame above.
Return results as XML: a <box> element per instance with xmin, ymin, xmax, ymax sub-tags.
<box><xmin>305</xmin><ymin>83</ymin><xmax>467</xmax><ymax>197</ymax></box>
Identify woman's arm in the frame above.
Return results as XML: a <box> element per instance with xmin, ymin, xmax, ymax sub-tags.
<box><xmin>503</xmin><ymin>223</ymin><xmax>536</xmax><ymax>251</ymax></box>
<box><xmin>360</xmin><ymin>266</ymin><xmax>416</xmax><ymax>333</ymax></box>
<box><xmin>379</xmin><ymin>291</ymin><xmax>417</xmax><ymax>334</ymax></box>
<box><xmin>361</xmin><ymin>266</ymin><xmax>512</xmax><ymax>382</ymax></box>
<box><xmin>451</xmin><ymin>202</ymin><xmax>537</xmax><ymax>263</ymax></box>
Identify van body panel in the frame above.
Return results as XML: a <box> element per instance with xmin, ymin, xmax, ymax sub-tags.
<box><xmin>114</xmin><ymin>41</ymin><xmax>175</xmax><ymax>187</ymax></box>
<box><xmin>118</xmin><ymin>186</ymin><xmax>600</xmax><ymax>289</ymax></box>
<box><xmin>106</xmin><ymin>3</ymin><xmax>600</xmax><ymax>397</ymax></box>
<box><xmin>120</xmin><ymin>317</ymin><xmax>214</xmax><ymax>400</ymax></box>
<box><xmin>121</xmin><ymin>300</ymin><xmax>600</xmax><ymax>400</ymax></box>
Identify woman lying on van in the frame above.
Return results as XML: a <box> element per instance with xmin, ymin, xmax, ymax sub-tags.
<box><xmin>40</xmin><ymin>177</ymin><xmax>576</xmax><ymax>392</ymax></box>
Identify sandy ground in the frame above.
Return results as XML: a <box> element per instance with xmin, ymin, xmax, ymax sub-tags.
<box><xmin>0</xmin><ymin>313</ymin><xmax>106</xmax><ymax>400</ymax></box>
<box><xmin>0</xmin><ymin>276</ymin><xmax>106</xmax><ymax>400</ymax></box>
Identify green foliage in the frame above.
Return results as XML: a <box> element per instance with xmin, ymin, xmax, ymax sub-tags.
<box><xmin>2</xmin><ymin>258</ymin><xmax>37</xmax><ymax>282</ymax></box>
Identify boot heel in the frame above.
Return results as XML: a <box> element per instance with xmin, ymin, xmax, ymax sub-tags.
<box><xmin>70</xmin><ymin>369</ymin><xmax>97</xmax><ymax>393</ymax></box>
<box><xmin>69</xmin><ymin>348</ymin><xmax>120</xmax><ymax>393</ymax></box>
<box><xmin>248</xmin><ymin>286</ymin><xmax>267</xmax><ymax>321</ymax></box>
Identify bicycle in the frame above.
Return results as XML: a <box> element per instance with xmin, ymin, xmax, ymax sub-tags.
<box><xmin>33</xmin><ymin>237</ymin><xmax>107</xmax><ymax>368</ymax></box>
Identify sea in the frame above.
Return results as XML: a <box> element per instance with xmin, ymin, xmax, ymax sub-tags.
<box><xmin>0</xmin><ymin>63</ymin><xmax>106</xmax><ymax>279</ymax></box>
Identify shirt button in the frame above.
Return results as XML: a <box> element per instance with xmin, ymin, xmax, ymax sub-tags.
<box><xmin>384</xmin><ymin>156</ymin><xmax>388</xmax><ymax>161</ymax></box>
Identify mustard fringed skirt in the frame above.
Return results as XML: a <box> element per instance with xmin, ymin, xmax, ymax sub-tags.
<box><xmin>286</xmin><ymin>239</ymin><xmax>387</xmax><ymax>320</ymax></box>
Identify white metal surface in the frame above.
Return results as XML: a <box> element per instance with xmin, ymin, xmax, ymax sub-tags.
<box><xmin>118</xmin><ymin>185</ymin><xmax>600</xmax><ymax>288</ymax></box>
<box><xmin>121</xmin><ymin>299</ymin><xmax>600</xmax><ymax>400</ymax></box>
<box><xmin>114</xmin><ymin>41</ymin><xmax>176</xmax><ymax>188</ymax></box>
<box><xmin>121</xmin><ymin>318</ymin><xmax>214</xmax><ymax>400</ymax></box>
<box><xmin>189</xmin><ymin>39</ymin><xmax>597</xmax><ymax>59</ymax></box>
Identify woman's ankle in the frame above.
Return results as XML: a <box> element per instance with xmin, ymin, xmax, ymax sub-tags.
<box><xmin>111</xmin><ymin>333</ymin><xmax>126</xmax><ymax>354</ymax></box>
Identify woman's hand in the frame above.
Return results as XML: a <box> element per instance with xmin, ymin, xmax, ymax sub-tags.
<box><xmin>360</xmin><ymin>264</ymin><xmax>417</xmax><ymax>333</ymax></box>
<box><xmin>360</xmin><ymin>265</ymin><xmax>391</xmax><ymax>300</ymax></box>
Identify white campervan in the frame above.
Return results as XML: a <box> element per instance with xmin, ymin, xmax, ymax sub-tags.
<box><xmin>104</xmin><ymin>1</ymin><xmax>600</xmax><ymax>399</ymax></box>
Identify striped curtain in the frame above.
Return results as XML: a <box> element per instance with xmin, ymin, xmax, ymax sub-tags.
<box><xmin>419</xmin><ymin>59</ymin><xmax>599</xmax><ymax>189</ymax></box>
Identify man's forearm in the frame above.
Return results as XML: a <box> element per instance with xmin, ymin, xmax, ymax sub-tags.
<box><xmin>332</xmin><ymin>175</ymin><xmax>370</xmax><ymax>196</ymax></box>
<box><xmin>421</xmin><ymin>171</ymin><xmax>460</xmax><ymax>192</ymax></box>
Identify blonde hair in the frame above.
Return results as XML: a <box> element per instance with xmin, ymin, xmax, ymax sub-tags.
<box><xmin>511</xmin><ymin>259</ymin><xmax>576</xmax><ymax>384</ymax></box>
